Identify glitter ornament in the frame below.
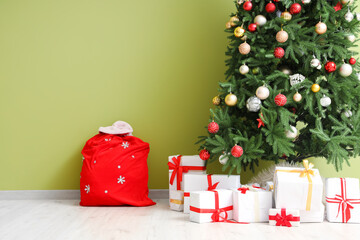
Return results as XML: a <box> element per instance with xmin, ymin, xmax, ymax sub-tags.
<box><xmin>276</xmin><ymin>30</ymin><xmax>289</xmax><ymax>43</ymax></box>
<box><xmin>311</xmin><ymin>84</ymin><xmax>320</xmax><ymax>93</ymax></box>
<box><xmin>256</xmin><ymin>86</ymin><xmax>270</xmax><ymax>100</ymax></box>
<box><xmin>325</xmin><ymin>61</ymin><xmax>336</xmax><ymax>73</ymax></box>
<box><xmin>231</xmin><ymin>145</ymin><xmax>243</xmax><ymax>158</ymax></box>
<box><xmin>248</xmin><ymin>23</ymin><xmax>257</xmax><ymax>32</ymax></box>
<box><xmin>239</xmin><ymin>42</ymin><xmax>251</xmax><ymax>55</ymax></box>
<box><xmin>212</xmin><ymin>95</ymin><xmax>221</xmax><ymax>105</ymax></box>
<box><xmin>208</xmin><ymin>121</ymin><xmax>219</xmax><ymax>134</ymax></box>
<box><xmin>225</xmin><ymin>93</ymin><xmax>238</xmax><ymax>106</ymax></box>
<box><xmin>246</xmin><ymin>96</ymin><xmax>262</xmax><ymax>112</ymax></box>
<box><xmin>281</xmin><ymin>11</ymin><xmax>292</xmax><ymax>21</ymax></box>
<box><xmin>254</xmin><ymin>15</ymin><xmax>267</xmax><ymax>26</ymax></box>
<box><xmin>285</xmin><ymin>126</ymin><xmax>298</xmax><ymax>139</ymax></box>
<box><xmin>349</xmin><ymin>58</ymin><xmax>356</xmax><ymax>65</ymax></box>
<box><xmin>315</xmin><ymin>22</ymin><xmax>327</xmax><ymax>34</ymax></box>
<box><xmin>274</xmin><ymin>47</ymin><xmax>285</xmax><ymax>59</ymax></box>
<box><xmin>199</xmin><ymin>149</ymin><xmax>210</xmax><ymax>160</ymax></box>
<box><xmin>239</xmin><ymin>64</ymin><xmax>249</xmax><ymax>75</ymax></box>
<box><xmin>339</xmin><ymin>63</ymin><xmax>353</xmax><ymax>77</ymax></box>
<box><xmin>230</xmin><ymin>16</ymin><xmax>240</xmax><ymax>27</ymax></box>
<box><xmin>289</xmin><ymin>74</ymin><xmax>305</xmax><ymax>86</ymax></box>
<box><xmin>265</xmin><ymin>2</ymin><xmax>276</xmax><ymax>13</ymax></box>
<box><xmin>320</xmin><ymin>95</ymin><xmax>331</xmax><ymax>107</ymax></box>
<box><xmin>293</xmin><ymin>92</ymin><xmax>302</xmax><ymax>102</ymax></box>
<box><xmin>275</xmin><ymin>94</ymin><xmax>287</xmax><ymax>106</ymax></box>
<box><xmin>243</xmin><ymin>1</ymin><xmax>253</xmax><ymax>11</ymax></box>
<box><xmin>290</xmin><ymin>3</ymin><xmax>302</xmax><ymax>15</ymax></box>
<box><xmin>234</xmin><ymin>26</ymin><xmax>246</xmax><ymax>38</ymax></box>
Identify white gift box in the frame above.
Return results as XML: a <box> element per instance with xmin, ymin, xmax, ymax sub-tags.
<box><xmin>274</xmin><ymin>161</ymin><xmax>323</xmax><ymax>222</ymax></box>
<box><xmin>326</xmin><ymin>178</ymin><xmax>360</xmax><ymax>223</ymax></box>
<box><xmin>269</xmin><ymin>208</ymin><xmax>300</xmax><ymax>227</ymax></box>
<box><xmin>168</xmin><ymin>155</ymin><xmax>206</xmax><ymax>211</ymax></box>
<box><xmin>189</xmin><ymin>189</ymin><xmax>233</xmax><ymax>224</ymax></box>
<box><xmin>183</xmin><ymin>174</ymin><xmax>240</xmax><ymax>213</ymax></box>
<box><xmin>265</xmin><ymin>181</ymin><xmax>274</xmax><ymax>191</ymax></box>
<box><xmin>233</xmin><ymin>185</ymin><xmax>272</xmax><ymax>222</ymax></box>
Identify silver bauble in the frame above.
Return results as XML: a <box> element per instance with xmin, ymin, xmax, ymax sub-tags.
<box><xmin>256</xmin><ymin>86</ymin><xmax>270</xmax><ymax>100</ymax></box>
<box><xmin>254</xmin><ymin>15</ymin><xmax>267</xmax><ymax>26</ymax></box>
<box><xmin>303</xmin><ymin>0</ymin><xmax>311</xmax><ymax>3</ymax></box>
<box><xmin>339</xmin><ymin>63</ymin><xmax>353</xmax><ymax>77</ymax></box>
<box><xmin>344</xmin><ymin>110</ymin><xmax>353</xmax><ymax>118</ymax></box>
<box><xmin>345</xmin><ymin>11</ymin><xmax>354</xmax><ymax>22</ymax></box>
<box><xmin>239</xmin><ymin>64</ymin><xmax>249</xmax><ymax>75</ymax></box>
<box><xmin>246</xmin><ymin>96</ymin><xmax>262</xmax><ymax>112</ymax></box>
<box><xmin>285</xmin><ymin>126</ymin><xmax>298</xmax><ymax>139</ymax></box>
<box><xmin>219</xmin><ymin>154</ymin><xmax>229</xmax><ymax>165</ymax></box>
<box><xmin>320</xmin><ymin>95</ymin><xmax>331</xmax><ymax>107</ymax></box>
<box><xmin>310</xmin><ymin>58</ymin><xmax>321</xmax><ymax>68</ymax></box>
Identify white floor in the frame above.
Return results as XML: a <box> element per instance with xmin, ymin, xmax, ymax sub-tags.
<box><xmin>1</xmin><ymin>199</ymin><xmax>360</xmax><ymax>240</ymax></box>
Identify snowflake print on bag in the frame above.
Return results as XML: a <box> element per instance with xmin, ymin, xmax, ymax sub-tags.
<box><xmin>85</xmin><ymin>185</ymin><xmax>90</xmax><ymax>193</ymax></box>
<box><xmin>117</xmin><ymin>176</ymin><xmax>125</xmax><ymax>184</ymax></box>
<box><xmin>121</xmin><ymin>142</ymin><xmax>129</xmax><ymax>149</ymax></box>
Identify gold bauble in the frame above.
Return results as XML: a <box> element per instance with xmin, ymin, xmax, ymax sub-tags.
<box><xmin>311</xmin><ymin>84</ymin><xmax>320</xmax><ymax>93</ymax></box>
<box><xmin>276</xmin><ymin>30</ymin><xmax>289</xmax><ymax>43</ymax></box>
<box><xmin>234</xmin><ymin>27</ymin><xmax>245</xmax><ymax>38</ymax></box>
<box><xmin>225</xmin><ymin>93</ymin><xmax>238</xmax><ymax>106</ymax></box>
<box><xmin>281</xmin><ymin>11</ymin><xmax>292</xmax><ymax>21</ymax></box>
<box><xmin>212</xmin><ymin>96</ymin><xmax>221</xmax><ymax>105</ymax></box>
<box><xmin>230</xmin><ymin>16</ymin><xmax>239</xmax><ymax>27</ymax></box>
<box><xmin>238</xmin><ymin>42</ymin><xmax>251</xmax><ymax>55</ymax></box>
<box><xmin>293</xmin><ymin>92</ymin><xmax>302</xmax><ymax>102</ymax></box>
<box><xmin>252</xmin><ymin>67</ymin><xmax>260</xmax><ymax>75</ymax></box>
<box><xmin>225</xmin><ymin>21</ymin><xmax>232</xmax><ymax>29</ymax></box>
<box><xmin>315</xmin><ymin>22</ymin><xmax>327</xmax><ymax>35</ymax></box>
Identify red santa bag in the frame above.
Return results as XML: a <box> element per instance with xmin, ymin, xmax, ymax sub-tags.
<box><xmin>80</xmin><ymin>122</ymin><xmax>155</xmax><ymax>206</ymax></box>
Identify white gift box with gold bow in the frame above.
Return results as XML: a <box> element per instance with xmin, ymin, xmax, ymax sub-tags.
<box><xmin>274</xmin><ymin>160</ymin><xmax>324</xmax><ymax>222</ymax></box>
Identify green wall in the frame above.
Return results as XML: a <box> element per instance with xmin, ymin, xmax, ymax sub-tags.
<box><xmin>0</xmin><ymin>0</ymin><xmax>359</xmax><ymax>190</ymax></box>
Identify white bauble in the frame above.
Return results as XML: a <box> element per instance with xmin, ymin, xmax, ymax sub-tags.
<box><xmin>279</xmin><ymin>65</ymin><xmax>292</xmax><ymax>75</ymax></box>
<box><xmin>347</xmin><ymin>34</ymin><xmax>356</xmax><ymax>42</ymax></box>
<box><xmin>237</xmin><ymin>0</ymin><xmax>244</xmax><ymax>5</ymax></box>
<box><xmin>344</xmin><ymin>110</ymin><xmax>353</xmax><ymax>118</ymax></box>
<box><xmin>254</xmin><ymin>15</ymin><xmax>267</xmax><ymax>26</ymax></box>
<box><xmin>356</xmin><ymin>72</ymin><xmax>360</xmax><ymax>81</ymax></box>
<box><xmin>356</xmin><ymin>13</ymin><xmax>360</xmax><ymax>21</ymax></box>
<box><xmin>219</xmin><ymin>154</ymin><xmax>229</xmax><ymax>165</ymax></box>
<box><xmin>256</xmin><ymin>86</ymin><xmax>270</xmax><ymax>100</ymax></box>
<box><xmin>293</xmin><ymin>92</ymin><xmax>302</xmax><ymax>102</ymax></box>
<box><xmin>246</xmin><ymin>96</ymin><xmax>262</xmax><ymax>112</ymax></box>
<box><xmin>303</xmin><ymin>0</ymin><xmax>311</xmax><ymax>4</ymax></box>
<box><xmin>339</xmin><ymin>63</ymin><xmax>353</xmax><ymax>77</ymax></box>
<box><xmin>285</xmin><ymin>126</ymin><xmax>298</xmax><ymax>139</ymax></box>
<box><xmin>310</xmin><ymin>58</ymin><xmax>321</xmax><ymax>68</ymax></box>
<box><xmin>239</xmin><ymin>64</ymin><xmax>249</xmax><ymax>75</ymax></box>
<box><xmin>345</xmin><ymin>11</ymin><xmax>354</xmax><ymax>22</ymax></box>
<box><xmin>276</xmin><ymin>10</ymin><xmax>282</xmax><ymax>18</ymax></box>
<box><xmin>320</xmin><ymin>95</ymin><xmax>331</xmax><ymax>107</ymax></box>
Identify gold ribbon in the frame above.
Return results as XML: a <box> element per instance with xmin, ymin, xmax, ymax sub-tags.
<box><xmin>276</xmin><ymin>160</ymin><xmax>315</xmax><ymax>211</ymax></box>
<box><xmin>170</xmin><ymin>199</ymin><xmax>184</xmax><ymax>205</ymax></box>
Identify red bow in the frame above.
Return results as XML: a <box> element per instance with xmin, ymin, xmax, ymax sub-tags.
<box><xmin>237</xmin><ymin>187</ymin><xmax>250</xmax><ymax>194</ymax></box>
<box><xmin>334</xmin><ymin>2</ymin><xmax>342</xmax><ymax>12</ymax></box>
<box><xmin>168</xmin><ymin>155</ymin><xmax>206</xmax><ymax>190</ymax></box>
<box><xmin>207</xmin><ymin>174</ymin><xmax>220</xmax><ymax>190</ymax></box>
<box><xmin>269</xmin><ymin>208</ymin><xmax>300</xmax><ymax>227</ymax></box>
<box><xmin>326</xmin><ymin>178</ymin><xmax>360</xmax><ymax>223</ymax></box>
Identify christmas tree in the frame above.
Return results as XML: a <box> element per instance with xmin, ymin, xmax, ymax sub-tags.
<box><xmin>197</xmin><ymin>0</ymin><xmax>360</xmax><ymax>174</ymax></box>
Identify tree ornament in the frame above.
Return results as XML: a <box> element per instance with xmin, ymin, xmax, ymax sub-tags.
<box><xmin>279</xmin><ymin>65</ymin><xmax>292</xmax><ymax>75</ymax></box>
<box><xmin>219</xmin><ymin>154</ymin><xmax>229</xmax><ymax>165</ymax></box>
<box><xmin>265</xmin><ymin>2</ymin><xmax>276</xmax><ymax>13</ymax></box>
<box><xmin>344</xmin><ymin>110</ymin><xmax>353</xmax><ymax>118</ymax></box>
<box><xmin>290</xmin><ymin>3</ymin><xmax>302</xmax><ymax>15</ymax></box>
<box><xmin>315</xmin><ymin>21</ymin><xmax>327</xmax><ymax>35</ymax></box>
<box><xmin>325</xmin><ymin>61</ymin><xmax>336</xmax><ymax>73</ymax></box>
<box><xmin>254</xmin><ymin>15</ymin><xmax>267</xmax><ymax>26</ymax></box>
<box><xmin>199</xmin><ymin>149</ymin><xmax>210</xmax><ymax>160</ymax></box>
<box><xmin>239</xmin><ymin>64</ymin><xmax>249</xmax><ymax>75</ymax></box>
<box><xmin>231</xmin><ymin>145</ymin><xmax>243</xmax><ymax>158</ymax></box>
<box><xmin>230</xmin><ymin>16</ymin><xmax>240</xmax><ymax>27</ymax></box>
<box><xmin>310</xmin><ymin>57</ymin><xmax>322</xmax><ymax>69</ymax></box>
<box><xmin>339</xmin><ymin>63</ymin><xmax>353</xmax><ymax>77</ymax></box>
<box><xmin>237</xmin><ymin>0</ymin><xmax>245</xmax><ymax>5</ymax></box>
<box><xmin>303</xmin><ymin>0</ymin><xmax>311</xmax><ymax>4</ymax></box>
<box><xmin>334</xmin><ymin>2</ymin><xmax>343</xmax><ymax>12</ymax></box>
<box><xmin>289</xmin><ymin>74</ymin><xmax>305</xmax><ymax>86</ymax></box>
<box><xmin>246</xmin><ymin>96</ymin><xmax>262</xmax><ymax>112</ymax></box>
<box><xmin>234</xmin><ymin>26</ymin><xmax>246</xmax><ymax>38</ymax></box>
<box><xmin>225</xmin><ymin>93</ymin><xmax>238</xmax><ymax>106</ymax></box>
<box><xmin>357</xmin><ymin>73</ymin><xmax>360</xmax><ymax>81</ymax></box>
<box><xmin>311</xmin><ymin>84</ymin><xmax>320</xmax><ymax>93</ymax></box>
<box><xmin>281</xmin><ymin>11</ymin><xmax>292</xmax><ymax>21</ymax></box>
<box><xmin>238</xmin><ymin>42</ymin><xmax>251</xmax><ymax>55</ymax></box>
<box><xmin>225</xmin><ymin>21</ymin><xmax>232</xmax><ymax>29</ymax></box>
<box><xmin>276</xmin><ymin>30</ymin><xmax>288</xmax><ymax>43</ymax></box>
<box><xmin>256</xmin><ymin>86</ymin><xmax>270</xmax><ymax>100</ymax></box>
<box><xmin>349</xmin><ymin>57</ymin><xmax>356</xmax><ymax>65</ymax></box>
<box><xmin>208</xmin><ymin>121</ymin><xmax>219</xmax><ymax>134</ymax></box>
<box><xmin>243</xmin><ymin>1</ymin><xmax>253</xmax><ymax>11</ymax></box>
<box><xmin>285</xmin><ymin>126</ymin><xmax>298</xmax><ymax>139</ymax></box>
<box><xmin>212</xmin><ymin>95</ymin><xmax>221</xmax><ymax>105</ymax></box>
<box><xmin>274</xmin><ymin>47</ymin><xmax>285</xmax><ymax>59</ymax></box>
<box><xmin>347</xmin><ymin>34</ymin><xmax>356</xmax><ymax>42</ymax></box>
<box><xmin>341</xmin><ymin>0</ymin><xmax>350</xmax><ymax>4</ymax></box>
<box><xmin>276</xmin><ymin>10</ymin><xmax>282</xmax><ymax>18</ymax></box>
<box><xmin>273</xmin><ymin>0</ymin><xmax>280</xmax><ymax>2</ymax></box>
<box><xmin>356</xmin><ymin>13</ymin><xmax>360</xmax><ymax>21</ymax></box>
<box><xmin>320</xmin><ymin>95</ymin><xmax>331</xmax><ymax>107</ymax></box>
<box><xmin>293</xmin><ymin>92</ymin><xmax>302</xmax><ymax>102</ymax></box>
<box><xmin>345</xmin><ymin>10</ymin><xmax>354</xmax><ymax>22</ymax></box>
<box><xmin>274</xmin><ymin>94</ymin><xmax>287</xmax><ymax>106</ymax></box>
<box><xmin>252</xmin><ymin>67</ymin><xmax>260</xmax><ymax>75</ymax></box>
<box><xmin>248</xmin><ymin>23</ymin><xmax>257</xmax><ymax>32</ymax></box>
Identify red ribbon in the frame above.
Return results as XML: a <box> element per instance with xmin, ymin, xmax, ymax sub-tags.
<box><xmin>237</xmin><ymin>187</ymin><xmax>250</xmax><ymax>194</ymax></box>
<box><xmin>251</xmin><ymin>184</ymin><xmax>266</xmax><ymax>190</ymax></box>
<box><xmin>190</xmin><ymin>190</ymin><xmax>247</xmax><ymax>224</ymax></box>
<box><xmin>168</xmin><ymin>155</ymin><xmax>206</xmax><ymax>190</ymax></box>
<box><xmin>184</xmin><ymin>174</ymin><xmax>219</xmax><ymax>198</ymax></box>
<box><xmin>269</xmin><ymin>208</ymin><xmax>300</xmax><ymax>227</ymax></box>
<box><xmin>326</xmin><ymin>178</ymin><xmax>360</xmax><ymax>223</ymax></box>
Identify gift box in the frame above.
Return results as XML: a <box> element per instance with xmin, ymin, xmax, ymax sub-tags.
<box><xmin>183</xmin><ymin>174</ymin><xmax>240</xmax><ymax>213</ymax></box>
<box><xmin>233</xmin><ymin>185</ymin><xmax>273</xmax><ymax>222</ymax></box>
<box><xmin>168</xmin><ymin>155</ymin><xmax>206</xmax><ymax>211</ymax></box>
<box><xmin>274</xmin><ymin>160</ymin><xmax>323</xmax><ymax>222</ymax></box>
<box><xmin>265</xmin><ymin>181</ymin><xmax>274</xmax><ymax>191</ymax></box>
<box><xmin>326</xmin><ymin>178</ymin><xmax>360</xmax><ymax>223</ymax></box>
<box><xmin>269</xmin><ymin>208</ymin><xmax>300</xmax><ymax>227</ymax></box>
<box><xmin>189</xmin><ymin>189</ymin><xmax>233</xmax><ymax>224</ymax></box>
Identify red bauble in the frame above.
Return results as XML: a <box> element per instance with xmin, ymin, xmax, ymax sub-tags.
<box><xmin>265</xmin><ymin>2</ymin><xmax>276</xmax><ymax>13</ymax></box>
<box><xmin>243</xmin><ymin>1</ymin><xmax>253</xmax><ymax>11</ymax></box>
<box><xmin>199</xmin><ymin>149</ymin><xmax>210</xmax><ymax>160</ymax></box>
<box><xmin>208</xmin><ymin>121</ymin><xmax>219</xmax><ymax>133</ymax></box>
<box><xmin>349</xmin><ymin>58</ymin><xmax>356</xmax><ymax>65</ymax></box>
<box><xmin>290</xmin><ymin>3</ymin><xmax>302</xmax><ymax>14</ymax></box>
<box><xmin>231</xmin><ymin>145</ymin><xmax>243</xmax><ymax>158</ymax></box>
<box><xmin>325</xmin><ymin>61</ymin><xmax>337</xmax><ymax>73</ymax></box>
<box><xmin>274</xmin><ymin>47</ymin><xmax>285</xmax><ymax>59</ymax></box>
<box><xmin>275</xmin><ymin>94</ymin><xmax>287</xmax><ymax>106</ymax></box>
<box><xmin>248</xmin><ymin>23</ymin><xmax>257</xmax><ymax>32</ymax></box>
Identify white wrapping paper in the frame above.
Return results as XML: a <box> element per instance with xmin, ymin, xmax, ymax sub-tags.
<box><xmin>269</xmin><ymin>208</ymin><xmax>300</xmax><ymax>227</ymax></box>
<box><xmin>169</xmin><ymin>190</ymin><xmax>184</xmax><ymax>212</ymax></box>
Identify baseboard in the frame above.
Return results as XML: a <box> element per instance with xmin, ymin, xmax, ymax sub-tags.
<box><xmin>0</xmin><ymin>189</ymin><xmax>169</xmax><ymax>200</ymax></box>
